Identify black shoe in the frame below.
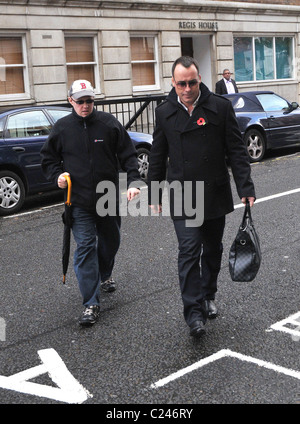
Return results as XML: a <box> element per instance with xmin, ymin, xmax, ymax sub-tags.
<box><xmin>79</xmin><ymin>305</ymin><xmax>100</xmax><ymax>326</ymax></box>
<box><xmin>203</xmin><ymin>300</ymin><xmax>218</xmax><ymax>319</ymax></box>
<box><xmin>189</xmin><ymin>320</ymin><xmax>206</xmax><ymax>338</ymax></box>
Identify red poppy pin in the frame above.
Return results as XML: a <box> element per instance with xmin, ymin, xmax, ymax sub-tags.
<box><xmin>197</xmin><ymin>117</ymin><xmax>206</xmax><ymax>126</ymax></box>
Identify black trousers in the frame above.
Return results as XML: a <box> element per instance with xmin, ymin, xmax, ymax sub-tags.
<box><xmin>173</xmin><ymin>216</ymin><xmax>225</xmax><ymax>326</ymax></box>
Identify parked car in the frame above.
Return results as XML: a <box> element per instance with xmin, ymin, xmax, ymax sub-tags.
<box><xmin>223</xmin><ymin>91</ymin><xmax>300</xmax><ymax>162</ymax></box>
<box><xmin>0</xmin><ymin>106</ymin><xmax>152</xmax><ymax>216</ymax></box>
<box><xmin>127</xmin><ymin>130</ymin><xmax>152</xmax><ymax>182</ymax></box>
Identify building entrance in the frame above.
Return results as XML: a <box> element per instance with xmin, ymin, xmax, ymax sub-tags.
<box><xmin>181</xmin><ymin>34</ymin><xmax>213</xmax><ymax>91</ymax></box>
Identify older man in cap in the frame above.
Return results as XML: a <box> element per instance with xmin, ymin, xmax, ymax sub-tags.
<box><xmin>41</xmin><ymin>80</ymin><xmax>140</xmax><ymax>326</ymax></box>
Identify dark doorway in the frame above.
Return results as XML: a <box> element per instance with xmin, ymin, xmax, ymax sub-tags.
<box><xmin>181</xmin><ymin>37</ymin><xmax>194</xmax><ymax>57</ymax></box>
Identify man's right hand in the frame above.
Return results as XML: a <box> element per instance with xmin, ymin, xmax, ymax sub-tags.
<box><xmin>149</xmin><ymin>205</ymin><xmax>162</xmax><ymax>214</ymax></box>
<box><xmin>57</xmin><ymin>172</ymin><xmax>70</xmax><ymax>189</ymax></box>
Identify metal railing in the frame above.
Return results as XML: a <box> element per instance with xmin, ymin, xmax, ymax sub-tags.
<box><xmin>51</xmin><ymin>94</ymin><xmax>166</xmax><ymax>134</ymax></box>
<box><xmin>94</xmin><ymin>95</ymin><xmax>166</xmax><ymax>134</ymax></box>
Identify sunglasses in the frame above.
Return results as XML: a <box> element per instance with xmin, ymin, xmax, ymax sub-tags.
<box><xmin>174</xmin><ymin>79</ymin><xmax>199</xmax><ymax>88</ymax></box>
<box><xmin>72</xmin><ymin>98</ymin><xmax>94</xmax><ymax>105</ymax></box>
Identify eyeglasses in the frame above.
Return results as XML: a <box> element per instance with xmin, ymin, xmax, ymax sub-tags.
<box><xmin>72</xmin><ymin>98</ymin><xmax>94</xmax><ymax>105</ymax></box>
<box><xmin>174</xmin><ymin>79</ymin><xmax>199</xmax><ymax>88</ymax></box>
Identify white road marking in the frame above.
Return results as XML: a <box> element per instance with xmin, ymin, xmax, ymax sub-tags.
<box><xmin>150</xmin><ymin>349</ymin><xmax>300</xmax><ymax>389</ymax></box>
<box><xmin>0</xmin><ymin>348</ymin><xmax>92</xmax><ymax>403</ymax></box>
<box><xmin>3</xmin><ymin>202</ymin><xmax>63</xmax><ymax>219</ymax></box>
<box><xmin>269</xmin><ymin>311</ymin><xmax>300</xmax><ymax>341</ymax></box>
<box><xmin>234</xmin><ymin>187</ymin><xmax>300</xmax><ymax>209</ymax></box>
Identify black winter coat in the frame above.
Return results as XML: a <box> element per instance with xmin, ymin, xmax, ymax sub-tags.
<box><xmin>148</xmin><ymin>83</ymin><xmax>255</xmax><ymax>220</ymax></box>
<box><xmin>41</xmin><ymin>108</ymin><xmax>140</xmax><ymax>212</ymax></box>
<box><xmin>215</xmin><ymin>78</ymin><xmax>239</xmax><ymax>95</ymax></box>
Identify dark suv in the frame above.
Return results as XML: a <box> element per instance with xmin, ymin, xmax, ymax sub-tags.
<box><xmin>0</xmin><ymin>106</ymin><xmax>152</xmax><ymax>216</ymax></box>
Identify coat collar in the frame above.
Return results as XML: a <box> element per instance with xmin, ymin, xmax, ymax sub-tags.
<box><xmin>72</xmin><ymin>107</ymin><xmax>97</xmax><ymax>123</ymax></box>
<box><xmin>165</xmin><ymin>83</ymin><xmax>219</xmax><ymax>116</ymax></box>
<box><xmin>163</xmin><ymin>83</ymin><xmax>220</xmax><ymax>132</ymax></box>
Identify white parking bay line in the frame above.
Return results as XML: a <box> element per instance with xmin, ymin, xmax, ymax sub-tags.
<box><xmin>150</xmin><ymin>349</ymin><xmax>300</xmax><ymax>389</ymax></box>
<box><xmin>3</xmin><ymin>202</ymin><xmax>64</xmax><ymax>219</ymax></box>
<box><xmin>234</xmin><ymin>187</ymin><xmax>300</xmax><ymax>209</ymax></box>
<box><xmin>0</xmin><ymin>348</ymin><xmax>92</xmax><ymax>403</ymax></box>
<box><xmin>269</xmin><ymin>311</ymin><xmax>300</xmax><ymax>340</ymax></box>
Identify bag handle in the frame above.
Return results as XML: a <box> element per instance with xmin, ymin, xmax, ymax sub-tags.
<box><xmin>241</xmin><ymin>199</ymin><xmax>253</xmax><ymax>229</ymax></box>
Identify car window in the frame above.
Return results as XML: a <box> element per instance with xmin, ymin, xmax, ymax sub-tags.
<box><xmin>231</xmin><ymin>97</ymin><xmax>245</xmax><ymax>109</ymax></box>
<box><xmin>227</xmin><ymin>95</ymin><xmax>261</xmax><ymax>112</ymax></box>
<box><xmin>256</xmin><ymin>93</ymin><xmax>289</xmax><ymax>112</ymax></box>
<box><xmin>47</xmin><ymin>109</ymin><xmax>71</xmax><ymax>122</ymax></box>
<box><xmin>0</xmin><ymin>116</ymin><xmax>5</xmax><ymax>138</ymax></box>
<box><xmin>5</xmin><ymin>110</ymin><xmax>51</xmax><ymax>138</ymax></box>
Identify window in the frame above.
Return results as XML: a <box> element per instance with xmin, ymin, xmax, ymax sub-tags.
<box><xmin>232</xmin><ymin>97</ymin><xmax>245</xmax><ymax>110</ymax></box>
<box><xmin>6</xmin><ymin>110</ymin><xmax>51</xmax><ymax>138</ymax></box>
<box><xmin>234</xmin><ymin>36</ymin><xmax>294</xmax><ymax>82</ymax></box>
<box><xmin>65</xmin><ymin>36</ymin><xmax>99</xmax><ymax>92</ymax></box>
<box><xmin>227</xmin><ymin>95</ymin><xmax>262</xmax><ymax>112</ymax></box>
<box><xmin>46</xmin><ymin>108</ymin><xmax>71</xmax><ymax>122</ymax></box>
<box><xmin>256</xmin><ymin>93</ymin><xmax>289</xmax><ymax>112</ymax></box>
<box><xmin>0</xmin><ymin>37</ymin><xmax>28</xmax><ymax>97</ymax></box>
<box><xmin>276</xmin><ymin>38</ymin><xmax>294</xmax><ymax>79</ymax></box>
<box><xmin>130</xmin><ymin>35</ymin><xmax>159</xmax><ymax>91</ymax></box>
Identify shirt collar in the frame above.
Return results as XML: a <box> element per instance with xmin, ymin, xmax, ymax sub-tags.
<box><xmin>177</xmin><ymin>90</ymin><xmax>201</xmax><ymax>115</ymax></box>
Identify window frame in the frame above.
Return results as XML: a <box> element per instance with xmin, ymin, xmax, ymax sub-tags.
<box><xmin>233</xmin><ymin>35</ymin><xmax>295</xmax><ymax>84</ymax></box>
<box><xmin>0</xmin><ymin>35</ymin><xmax>30</xmax><ymax>100</ymax></box>
<box><xmin>65</xmin><ymin>34</ymin><xmax>100</xmax><ymax>95</ymax></box>
<box><xmin>130</xmin><ymin>34</ymin><xmax>160</xmax><ymax>92</ymax></box>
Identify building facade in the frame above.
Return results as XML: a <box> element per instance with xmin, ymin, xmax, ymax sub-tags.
<box><xmin>1</xmin><ymin>0</ymin><xmax>300</xmax><ymax>108</ymax></box>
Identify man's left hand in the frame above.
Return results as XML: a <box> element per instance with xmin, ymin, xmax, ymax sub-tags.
<box><xmin>127</xmin><ymin>187</ymin><xmax>140</xmax><ymax>201</ymax></box>
<box><xmin>241</xmin><ymin>196</ymin><xmax>255</xmax><ymax>207</ymax></box>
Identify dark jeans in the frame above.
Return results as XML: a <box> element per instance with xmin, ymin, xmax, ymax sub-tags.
<box><xmin>173</xmin><ymin>216</ymin><xmax>225</xmax><ymax>326</ymax></box>
<box><xmin>71</xmin><ymin>206</ymin><xmax>121</xmax><ymax>307</ymax></box>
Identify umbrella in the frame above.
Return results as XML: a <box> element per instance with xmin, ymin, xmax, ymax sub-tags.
<box><xmin>62</xmin><ymin>174</ymin><xmax>72</xmax><ymax>284</ymax></box>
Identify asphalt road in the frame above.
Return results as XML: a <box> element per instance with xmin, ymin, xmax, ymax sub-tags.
<box><xmin>0</xmin><ymin>148</ymin><xmax>299</xmax><ymax>409</ymax></box>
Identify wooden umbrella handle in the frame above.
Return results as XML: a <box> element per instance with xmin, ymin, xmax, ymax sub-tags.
<box><xmin>64</xmin><ymin>174</ymin><xmax>72</xmax><ymax>206</ymax></box>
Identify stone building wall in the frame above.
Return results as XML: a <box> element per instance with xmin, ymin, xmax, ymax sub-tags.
<box><xmin>0</xmin><ymin>0</ymin><xmax>300</xmax><ymax>105</ymax></box>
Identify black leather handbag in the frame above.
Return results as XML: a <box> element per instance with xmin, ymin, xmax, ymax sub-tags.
<box><xmin>229</xmin><ymin>200</ymin><xmax>261</xmax><ymax>282</ymax></box>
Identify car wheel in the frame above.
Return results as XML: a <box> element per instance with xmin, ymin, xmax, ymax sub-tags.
<box><xmin>0</xmin><ymin>170</ymin><xmax>26</xmax><ymax>216</ymax></box>
<box><xmin>244</xmin><ymin>129</ymin><xmax>266</xmax><ymax>162</ymax></box>
<box><xmin>136</xmin><ymin>148</ymin><xmax>150</xmax><ymax>181</ymax></box>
